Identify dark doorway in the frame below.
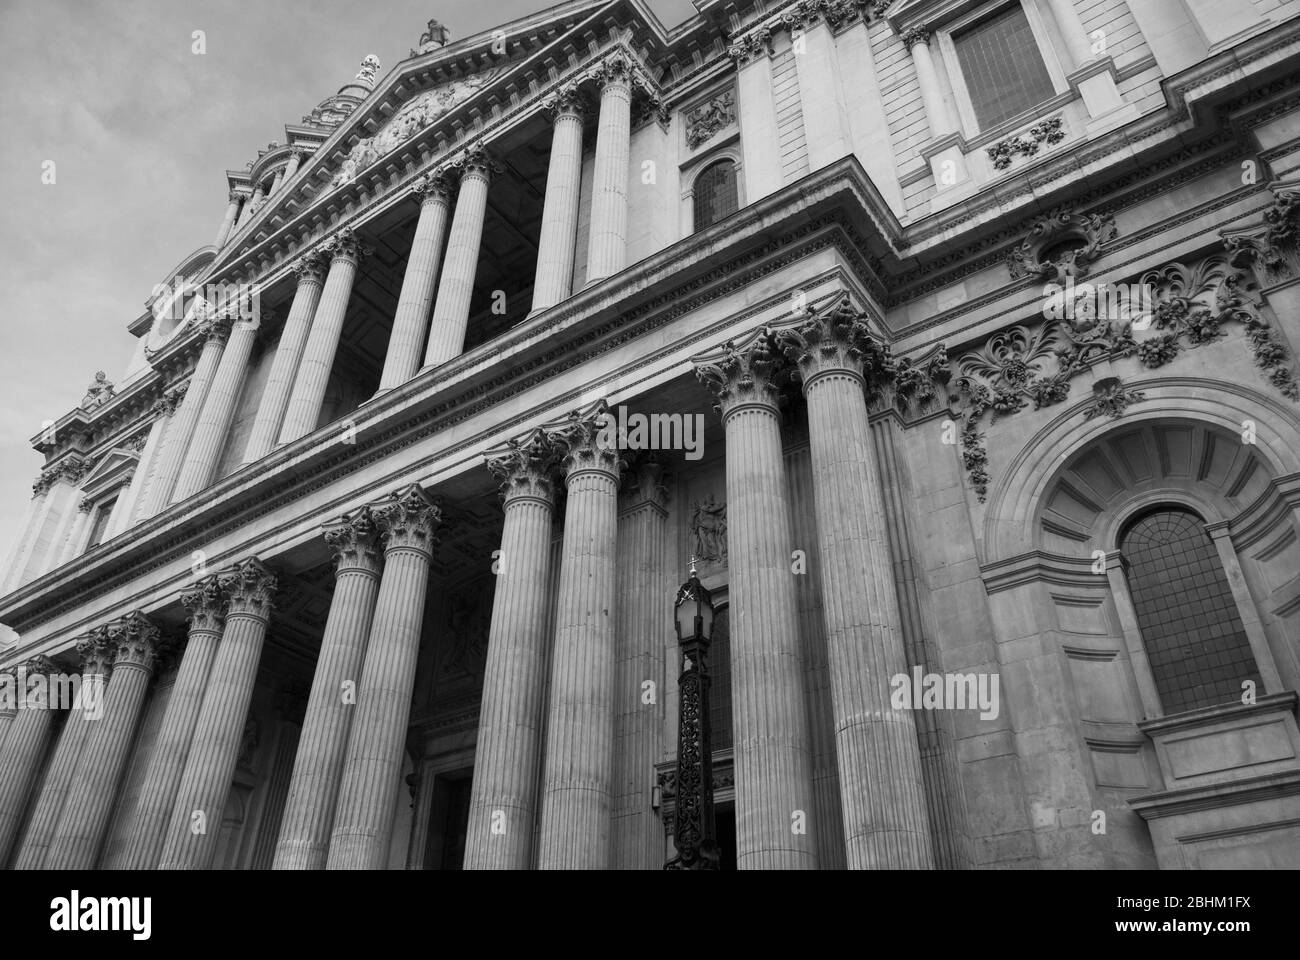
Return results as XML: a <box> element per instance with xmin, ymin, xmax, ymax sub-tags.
<box><xmin>422</xmin><ymin>768</ymin><xmax>473</xmax><ymax>869</ymax></box>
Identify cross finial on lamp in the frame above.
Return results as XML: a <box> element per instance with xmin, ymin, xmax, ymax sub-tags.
<box><xmin>688</xmin><ymin>555</ymin><xmax>699</xmax><ymax>577</ymax></box>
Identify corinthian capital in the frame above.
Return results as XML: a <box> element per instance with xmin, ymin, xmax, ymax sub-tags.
<box><xmin>692</xmin><ymin>326</ymin><xmax>792</xmax><ymax>419</ymax></box>
<box><xmin>542</xmin><ymin>83</ymin><xmax>586</xmax><ymax>122</ymax></box>
<box><xmin>181</xmin><ymin>574</ymin><xmax>227</xmax><ymax>634</ymax></box>
<box><xmin>485</xmin><ymin>429</ymin><xmax>561</xmax><ymax>506</ymax></box>
<box><xmin>774</xmin><ymin>294</ymin><xmax>889</xmax><ymax>388</ymax></box>
<box><xmin>291</xmin><ymin>251</ymin><xmax>328</xmax><ymax>285</ymax></box>
<box><xmin>900</xmin><ymin>26</ymin><xmax>930</xmax><ymax>47</ymax></box>
<box><xmin>196</xmin><ymin>313</ymin><xmax>235</xmax><ymax>345</ymax></box>
<box><xmin>448</xmin><ymin>144</ymin><xmax>501</xmax><ymax>183</ymax></box>
<box><xmin>374</xmin><ymin>484</ymin><xmax>442</xmax><ymax>555</ymax></box>
<box><xmin>727</xmin><ymin>27</ymin><xmax>773</xmax><ymax>64</ymax></box>
<box><xmin>107</xmin><ymin>611</ymin><xmax>160</xmax><ymax>671</ymax></box>
<box><xmin>218</xmin><ymin>557</ymin><xmax>278</xmax><ymax>621</ymax></box>
<box><xmin>76</xmin><ymin>626</ymin><xmax>116</xmax><ymax>678</ymax></box>
<box><xmin>324</xmin><ymin>505</ymin><xmax>384</xmax><ymax>575</ymax></box>
<box><xmin>411</xmin><ymin>171</ymin><xmax>452</xmax><ymax>206</ymax></box>
<box><xmin>544</xmin><ymin>400</ymin><xmax>626</xmax><ymax>481</ymax></box>
<box><xmin>589</xmin><ymin>53</ymin><xmax>634</xmax><ymax>91</ymax></box>
<box><xmin>323</xmin><ymin>226</ymin><xmax>369</xmax><ymax>264</ymax></box>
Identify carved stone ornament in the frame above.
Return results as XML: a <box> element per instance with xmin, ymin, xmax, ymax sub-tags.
<box><xmin>954</xmin><ymin>248</ymin><xmax>1297</xmax><ymax>502</ymax></box>
<box><xmin>485</xmin><ymin>428</ymin><xmax>561</xmax><ymax>505</ymax></box>
<box><xmin>218</xmin><ymin>557</ymin><xmax>278</xmax><ymax>622</ymax></box>
<box><xmin>80</xmin><ymin>371</ymin><xmax>115</xmax><ymax>410</ymax></box>
<box><xmin>355</xmin><ymin>54</ymin><xmax>381</xmax><ymax>86</ymax></box>
<box><xmin>329</xmin><ymin>68</ymin><xmax>504</xmax><ymax>188</ymax></box>
<box><xmin>181</xmin><ymin>574</ymin><xmax>227</xmax><ymax>634</ymax></box>
<box><xmin>689</xmin><ymin>494</ymin><xmax>728</xmax><ymax>566</ymax></box>
<box><xmin>987</xmin><ymin>116</ymin><xmax>1066</xmax><ymax>171</ymax></box>
<box><xmin>692</xmin><ymin>325</ymin><xmax>792</xmax><ymax>417</ymax></box>
<box><xmin>544</xmin><ymin>399</ymin><xmax>627</xmax><ymax>480</ymax></box>
<box><xmin>415</xmin><ymin>18</ymin><xmax>451</xmax><ymax>54</ymax></box>
<box><xmin>1008</xmin><ymin>207</ymin><xmax>1117</xmax><ymax>283</ymax></box>
<box><xmin>106</xmin><ymin>611</ymin><xmax>161</xmax><ymax>671</ymax></box>
<box><xmin>1083</xmin><ymin>377</ymin><xmax>1145</xmax><ymax>420</ymax></box>
<box><xmin>374</xmin><ymin>484</ymin><xmax>442</xmax><ymax>556</ymax></box>
<box><xmin>323</xmin><ymin>504</ymin><xmax>383</xmax><ymax>575</ymax></box>
<box><xmin>686</xmin><ymin>89</ymin><xmax>736</xmax><ymax>150</ymax></box>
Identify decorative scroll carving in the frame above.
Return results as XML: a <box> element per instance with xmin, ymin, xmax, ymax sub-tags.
<box><xmin>485</xmin><ymin>429</ymin><xmax>560</xmax><ymax>504</ymax></box>
<box><xmin>107</xmin><ymin>611</ymin><xmax>160</xmax><ymax>670</ymax></box>
<box><xmin>899</xmin><ymin>26</ymin><xmax>930</xmax><ymax>47</ymax></box>
<box><xmin>954</xmin><ymin>250</ymin><xmax>1298</xmax><ymax>501</ymax></box>
<box><xmin>692</xmin><ymin>326</ymin><xmax>792</xmax><ymax>416</ymax></box>
<box><xmin>1008</xmin><ymin>207</ymin><xmax>1117</xmax><ymax>282</ymax></box>
<box><xmin>374</xmin><ymin>484</ymin><xmax>442</xmax><ymax>555</ymax></box>
<box><xmin>323</xmin><ymin>505</ymin><xmax>383</xmax><ymax>576</ymax></box>
<box><xmin>218</xmin><ymin>557</ymin><xmax>277</xmax><ymax>621</ymax></box>
<box><xmin>685</xmin><ymin>90</ymin><xmax>736</xmax><ymax>149</ymax></box>
<box><xmin>987</xmin><ymin>116</ymin><xmax>1065</xmax><ymax>171</ymax></box>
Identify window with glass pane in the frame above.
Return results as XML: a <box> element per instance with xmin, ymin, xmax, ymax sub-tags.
<box><xmin>87</xmin><ymin>498</ymin><xmax>117</xmax><ymax>548</ymax></box>
<box><xmin>953</xmin><ymin>3</ymin><xmax>1055</xmax><ymax>130</ymax></box>
<box><xmin>1119</xmin><ymin>507</ymin><xmax>1261</xmax><ymax>714</ymax></box>
<box><xmin>693</xmin><ymin>159</ymin><xmax>739</xmax><ymax>231</ymax></box>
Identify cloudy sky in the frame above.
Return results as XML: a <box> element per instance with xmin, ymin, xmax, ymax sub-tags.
<box><xmin>0</xmin><ymin>0</ymin><xmax>697</xmax><ymax>584</ymax></box>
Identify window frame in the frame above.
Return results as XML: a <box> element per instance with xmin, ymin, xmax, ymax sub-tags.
<box><xmin>681</xmin><ymin>146</ymin><xmax>745</xmax><ymax>236</ymax></box>
<box><xmin>936</xmin><ymin>0</ymin><xmax>1069</xmax><ymax>139</ymax></box>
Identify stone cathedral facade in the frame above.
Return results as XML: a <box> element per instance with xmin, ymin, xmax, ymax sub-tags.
<box><xmin>3</xmin><ymin>0</ymin><xmax>1300</xmax><ymax>872</ymax></box>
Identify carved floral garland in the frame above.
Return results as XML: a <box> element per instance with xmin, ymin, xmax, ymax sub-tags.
<box><xmin>953</xmin><ymin>252</ymin><xmax>1298</xmax><ymax>502</ymax></box>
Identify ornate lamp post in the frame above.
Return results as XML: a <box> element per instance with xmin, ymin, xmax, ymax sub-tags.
<box><xmin>666</xmin><ymin>559</ymin><xmax>720</xmax><ymax>870</ymax></box>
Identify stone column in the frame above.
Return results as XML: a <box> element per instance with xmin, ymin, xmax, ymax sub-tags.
<box><xmin>114</xmin><ymin>577</ymin><xmax>226</xmax><ymax>869</ymax></box>
<box><xmin>612</xmin><ymin>458</ymin><xmax>669</xmax><ymax>869</ymax></box>
<box><xmin>214</xmin><ymin>192</ymin><xmax>243</xmax><ymax>248</ymax></box>
<box><xmin>172</xmin><ymin>303</ymin><xmax>267</xmax><ymax>501</ymax></box>
<box><xmin>424</xmin><ymin>149</ymin><xmax>494</xmax><ymax>369</ymax></box>
<box><xmin>129</xmin><ymin>386</ymin><xmax>186</xmax><ymax>521</ymax></box>
<box><xmin>584</xmin><ymin>58</ymin><xmax>633</xmax><ymax>286</ymax></box>
<box><xmin>464</xmin><ymin>431</ymin><xmax>560</xmax><ymax>869</ymax></box>
<box><xmin>379</xmin><ymin>174</ymin><xmax>452</xmax><ymax>390</ymax></box>
<box><xmin>242</xmin><ymin>254</ymin><xmax>327</xmax><ymax>462</ymax></box>
<box><xmin>0</xmin><ymin>667</ymin><xmax>15</xmax><ymax>751</ymax></box>
<box><xmin>274</xmin><ymin>507</ymin><xmax>383</xmax><ymax>870</ymax></box>
<box><xmin>283</xmin><ymin>150</ymin><xmax>303</xmax><ymax>182</ymax></box>
<box><xmin>158</xmin><ymin>558</ymin><xmax>277</xmax><ymax>870</ymax></box>
<box><xmin>730</xmin><ymin>35</ymin><xmax>782</xmax><ymax>203</ymax></box>
<box><xmin>1208</xmin><ymin>523</ymin><xmax>1285</xmax><ymax>693</ymax></box>
<box><xmin>12</xmin><ymin>635</ymin><xmax>104</xmax><ymax>869</ymax></box>
<box><xmin>55</xmin><ymin>499</ymin><xmax>93</xmax><ymax>566</ymax></box>
<box><xmin>45</xmin><ymin>613</ymin><xmax>159</xmax><ymax>869</ymax></box>
<box><xmin>269</xmin><ymin>168</ymin><xmax>286</xmax><ymax>197</ymax></box>
<box><xmin>242</xmin><ymin>183</ymin><xmax>266</xmax><ymax>223</ymax></box>
<box><xmin>901</xmin><ymin>27</ymin><xmax>969</xmax><ymax>195</ymax></box>
<box><xmin>775</xmin><ymin>297</ymin><xmax>934</xmax><ymax>869</ymax></box>
<box><xmin>327</xmin><ymin>486</ymin><xmax>440</xmax><ymax>869</ymax></box>
<box><xmin>693</xmin><ymin>328</ymin><xmax>818</xmax><ymax>869</ymax></box>
<box><xmin>279</xmin><ymin>229</ymin><xmax>365</xmax><ymax>444</ymax></box>
<box><xmin>0</xmin><ymin>656</ymin><xmax>59</xmax><ymax>865</ymax></box>
<box><xmin>36</xmin><ymin>463</ymin><xmax>88</xmax><ymax>578</ymax></box>
<box><xmin>537</xmin><ymin>402</ymin><xmax>624</xmax><ymax>869</ymax></box>
<box><xmin>140</xmin><ymin>316</ymin><xmax>233</xmax><ymax>516</ymax></box>
<box><xmin>1</xmin><ymin>475</ymin><xmax>52</xmax><ymax>592</ymax></box>
<box><xmin>530</xmin><ymin>88</ymin><xmax>586</xmax><ymax>314</ymax></box>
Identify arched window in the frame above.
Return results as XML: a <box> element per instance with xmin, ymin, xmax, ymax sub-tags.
<box><xmin>692</xmin><ymin>159</ymin><xmax>739</xmax><ymax>232</ymax></box>
<box><xmin>1119</xmin><ymin>507</ymin><xmax>1261</xmax><ymax>714</ymax></box>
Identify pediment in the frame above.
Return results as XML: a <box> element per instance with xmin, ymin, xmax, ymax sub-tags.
<box><xmin>80</xmin><ymin>447</ymin><xmax>141</xmax><ymax>498</ymax></box>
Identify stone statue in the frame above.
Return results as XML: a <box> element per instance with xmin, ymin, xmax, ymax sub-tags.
<box><xmin>690</xmin><ymin>495</ymin><xmax>728</xmax><ymax>565</ymax></box>
<box><xmin>80</xmin><ymin>371</ymin><xmax>115</xmax><ymax>409</ymax></box>
<box><xmin>356</xmin><ymin>54</ymin><xmax>381</xmax><ymax>86</ymax></box>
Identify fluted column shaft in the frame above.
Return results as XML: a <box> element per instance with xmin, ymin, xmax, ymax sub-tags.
<box><xmin>531</xmin><ymin>95</ymin><xmax>585</xmax><ymax>312</ymax></box>
<box><xmin>55</xmin><ymin>501</ymin><xmax>92</xmax><ymax>565</ymax></box>
<box><xmin>46</xmin><ymin>613</ymin><xmax>159</xmax><ymax>869</ymax></box>
<box><xmin>141</xmin><ymin>322</ymin><xmax>230</xmax><ymax>516</ymax></box>
<box><xmin>274</xmin><ymin>508</ymin><xmax>383</xmax><ymax>869</ymax></box>
<box><xmin>778</xmin><ymin>303</ymin><xmax>934</xmax><ymax>869</ymax></box>
<box><xmin>114</xmin><ymin>578</ymin><xmax>225</xmax><ymax>869</ymax></box>
<box><xmin>612</xmin><ymin>460</ymin><xmax>668</xmax><ymax>869</ymax></box>
<box><xmin>243</xmin><ymin>255</ymin><xmax>326</xmax><ymax>461</ymax></box>
<box><xmin>424</xmin><ymin>154</ymin><xmax>492</xmax><ymax>368</ymax></box>
<box><xmin>171</xmin><ymin>313</ymin><xmax>262</xmax><ymax>501</ymax></box>
<box><xmin>327</xmin><ymin>486</ymin><xmax>439</xmax><ymax>869</ymax></box>
<box><xmin>537</xmin><ymin>404</ymin><xmax>623</xmax><ymax>869</ymax></box>
<box><xmin>159</xmin><ymin>558</ymin><xmax>277</xmax><ymax>870</ymax></box>
<box><xmin>214</xmin><ymin>193</ymin><xmax>242</xmax><ymax>248</ymax></box>
<box><xmin>279</xmin><ymin>231</ymin><xmax>364</xmax><ymax>444</ymax></box>
<box><xmin>0</xmin><ymin>659</ymin><xmax>58</xmax><ymax>866</ymax></box>
<box><xmin>380</xmin><ymin>177</ymin><xmax>452</xmax><ymax>389</ymax></box>
<box><xmin>2</xmin><ymin>486</ymin><xmax>49</xmax><ymax>592</ymax></box>
<box><xmin>464</xmin><ymin>435</ymin><xmax>558</xmax><ymax>869</ymax></box>
<box><xmin>14</xmin><ymin>638</ymin><xmax>105</xmax><ymax>869</ymax></box>
<box><xmin>694</xmin><ymin>331</ymin><xmax>817</xmax><ymax>869</ymax></box>
<box><xmin>0</xmin><ymin>669</ymin><xmax>15</xmax><ymax>751</ymax></box>
<box><xmin>585</xmin><ymin>68</ymin><xmax>632</xmax><ymax>285</ymax></box>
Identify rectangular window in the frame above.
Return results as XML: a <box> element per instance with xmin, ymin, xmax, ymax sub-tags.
<box><xmin>87</xmin><ymin>498</ymin><xmax>117</xmax><ymax>547</ymax></box>
<box><xmin>953</xmin><ymin>3</ymin><xmax>1055</xmax><ymax>130</ymax></box>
